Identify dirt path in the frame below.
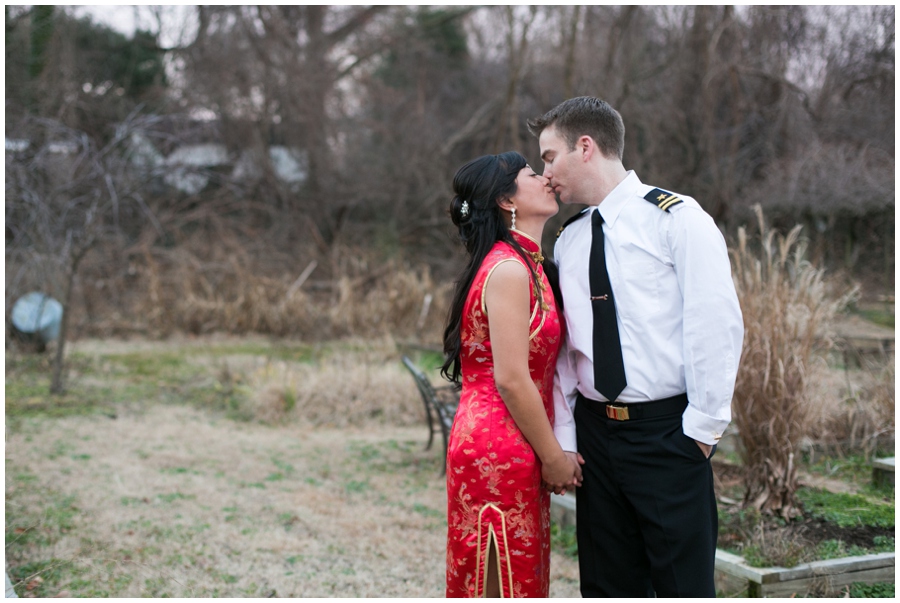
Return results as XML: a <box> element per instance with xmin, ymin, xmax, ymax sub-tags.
<box><xmin>5</xmin><ymin>404</ymin><xmax>580</xmax><ymax>597</ymax></box>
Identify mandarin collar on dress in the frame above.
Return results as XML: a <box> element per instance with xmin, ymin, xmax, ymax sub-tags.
<box><xmin>510</xmin><ymin>229</ymin><xmax>544</xmax><ymax>264</ymax></box>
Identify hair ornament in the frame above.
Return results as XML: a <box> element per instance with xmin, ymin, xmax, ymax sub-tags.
<box><xmin>460</xmin><ymin>200</ymin><xmax>470</xmax><ymax>218</ymax></box>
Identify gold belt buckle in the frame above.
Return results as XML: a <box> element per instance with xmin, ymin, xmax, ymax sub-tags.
<box><xmin>605</xmin><ymin>404</ymin><xmax>630</xmax><ymax>421</ymax></box>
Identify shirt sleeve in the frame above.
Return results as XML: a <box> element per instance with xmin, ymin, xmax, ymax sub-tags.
<box><xmin>669</xmin><ymin>206</ymin><xmax>744</xmax><ymax>445</ymax></box>
<box><xmin>553</xmin><ymin>337</ymin><xmax>579</xmax><ymax>452</ymax></box>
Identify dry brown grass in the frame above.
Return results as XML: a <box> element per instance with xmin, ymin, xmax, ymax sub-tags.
<box><xmin>128</xmin><ymin>244</ymin><xmax>451</xmax><ymax>342</ymax></box>
<box><xmin>805</xmin><ymin>359</ymin><xmax>895</xmax><ymax>459</ymax></box>
<box><xmin>58</xmin><ymin>334</ymin><xmax>427</xmax><ymax>430</ymax></box>
<box><xmin>7</xmin><ymin>228</ymin><xmax>453</xmax><ymax>345</ymax></box>
<box><xmin>730</xmin><ymin>205</ymin><xmax>857</xmax><ymax>519</ymax></box>
<box><xmin>240</xmin><ymin>338</ymin><xmax>425</xmax><ymax>428</ymax></box>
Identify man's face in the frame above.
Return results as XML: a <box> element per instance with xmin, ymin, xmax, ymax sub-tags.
<box><xmin>538</xmin><ymin>125</ymin><xmax>581</xmax><ymax>205</ymax></box>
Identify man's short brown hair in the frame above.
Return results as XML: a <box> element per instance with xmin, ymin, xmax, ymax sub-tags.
<box><xmin>527</xmin><ymin>96</ymin><xmax>625</xmax><ymax>161</ymax></box>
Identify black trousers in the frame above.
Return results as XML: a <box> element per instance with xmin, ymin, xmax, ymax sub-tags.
<box><xmin>574</xmin><ymin>396</ymin><xmax>718</xmax><ymax>598</ymax></box>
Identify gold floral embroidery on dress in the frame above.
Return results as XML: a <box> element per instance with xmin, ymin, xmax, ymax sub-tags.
<box><xmin>462</xmin><ymin>313</ymin><xmax>488</xmax><ymax>357</ymax></box>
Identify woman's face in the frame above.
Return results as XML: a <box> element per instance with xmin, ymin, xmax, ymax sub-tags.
<box><xmin>507</xmin><ymin>166</ymin><xmax>558</xmax><ymax>221</ymax></box>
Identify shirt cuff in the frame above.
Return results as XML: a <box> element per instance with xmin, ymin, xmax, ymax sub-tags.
<box><xmin>554</xmin><ymin>422</ymin><xmax>578</xmax><ymax>453</ymax></box>
<box><xmin>682</xmin><ymin>404</ymin><xmax>731</xmax><ymax>446</ymax></box>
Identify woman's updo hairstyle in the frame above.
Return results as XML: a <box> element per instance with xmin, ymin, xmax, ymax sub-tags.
<box><xmin>448</xmin><ymin>152</ymin><xmax>526</xmax><ymax>255</ymax></box>
<box><xmin>441</xmin><ymin>152</ymin><xmax>537</xmax><ymax>385</ymax></box>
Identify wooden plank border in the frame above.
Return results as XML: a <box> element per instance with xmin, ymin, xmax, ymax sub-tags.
<box><xmin>715</xmin><ymin>550</ymin><xmax>895</xmax><ymax>597</ymax></box>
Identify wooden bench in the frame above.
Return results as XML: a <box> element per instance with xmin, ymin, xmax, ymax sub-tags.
<box><xmin>401</xmin><ymin>356</ymin><xmax>459</xmax><ymax>475</ymax></box>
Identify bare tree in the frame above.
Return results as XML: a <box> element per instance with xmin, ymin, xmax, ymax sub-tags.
<box><xmin>6</xmin><ymin>112</ymin><xmax>162</xmax><ymax>393</ymax></box>
<box><xmin>491</xmin><ymin>6</ymin><xmax>539</xmax><ymax>153</ymax></box>
<box><xmin>171</xmin><ymin>6</ymin><xmax>393</xmax><ymax>233</ymax></box>
<box><xmin>561</xmin><ymin>6</ymin><xmax>582</xmax><ymax>99</ymax></box>
<box><xmin>340</xmin><ymin>6</ymin><xmax>481</xmax><ymax>268</ymax></box>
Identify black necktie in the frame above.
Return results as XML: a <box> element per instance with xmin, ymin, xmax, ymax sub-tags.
<box><xmin>590</xmin><ymin>210</ymin><xmax>627</xmax><ymax>401</ymax></box>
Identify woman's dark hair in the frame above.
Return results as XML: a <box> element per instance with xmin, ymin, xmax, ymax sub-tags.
<box><xmin>441</xmin><ymin>151</ymin><xmax>549</xmax><ymax>386</ymax></box>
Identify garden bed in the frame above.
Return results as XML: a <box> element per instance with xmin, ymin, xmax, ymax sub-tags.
<box><xmin>715</xmin><ymin>549</ymin><xmax>894</xmax><ymax>597</ymax></box>
<box><xmin>550</xmin><ymin>457</ymin><xmax>895</xmax><ymax>597</ymax></box>
<box><xmin>715</xmin><ymin>458</ymin><xmax>894</xmax><ymax>597</ymax></box>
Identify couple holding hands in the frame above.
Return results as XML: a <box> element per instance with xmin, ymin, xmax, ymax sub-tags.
<box><xmin>442</xmin><ymin>97</ymin><xmax>744</xmax><ymax>598</ymax></box>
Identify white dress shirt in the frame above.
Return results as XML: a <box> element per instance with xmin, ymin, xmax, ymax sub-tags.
<box><xmin>552</xmin><ymin>171</ymin><xmax>744</xmax><ymax>448</ymax></box>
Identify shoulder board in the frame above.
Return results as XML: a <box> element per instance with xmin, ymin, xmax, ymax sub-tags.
<box><xmin>644</xmin><ymin>188</ymin><xmax>684</xmax><ymax>212</ymax></box>
<box><xmin>556</xmin><ymin>208</ymin><xmax>590</xmax><ymax>238</ymax></box>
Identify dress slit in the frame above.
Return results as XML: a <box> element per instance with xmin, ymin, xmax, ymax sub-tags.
<box><xmin>477</xmin><ymin>504</ymin><xmax>512</xmax><ymax>598</ymax></box>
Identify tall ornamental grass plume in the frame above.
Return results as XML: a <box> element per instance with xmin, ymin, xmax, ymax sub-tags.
<box><xmin>730</xmin><ymin>205</ymin><xmax>856</xmax><ymax>520</ymax></box>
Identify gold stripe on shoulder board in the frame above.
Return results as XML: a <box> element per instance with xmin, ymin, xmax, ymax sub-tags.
<box><xmin>556</xmin><ymin>208</ymin><xmax>591</xmax><ymax>238</ymax></box>
<box><xmin>644</xmin><ymin>188</ymin><xmax>683</xmax><ymax>212</ymax></box>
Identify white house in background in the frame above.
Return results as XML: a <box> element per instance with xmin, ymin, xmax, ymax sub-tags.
<box><xmin>5</xmin><ymin>139</ymin><xmax>76</xmax><ymax>154</ymax></box>
<box><xmin>124</xmin><ymin>134</ymin><xmax>308</xmax><ymax>194</ymax></box>
<box><xmin>5</xmin><ymin>139</ymin><xmax>30</xmax><ymax>152</ymax></box>
<box><xmin>46</xmin><ymin>141</ymin><xmax>79</xmax><ymax>154</ymax></box>
<box><xmin>163</xmin><ymin>143</ymin><xmax>231</xmax><ymax>195</ymax></box>
<box><xmin>267</xmin><ymin>146</ymin><xmax>308</xmax><ymax>184</ymax></box>
<box><xmin>7</xmin><ymin>133</ymin><xmax>309</xmax><ymax>195</ymax></box>
<box><xmin>125</xmin><ymin>132</ymin><xmax>163</xmax><ymax>169</ymax></box>
<box><xmin>232</xmin><ymin>146</ymin><xmax>308</xmax><ymax>184</ymax></box>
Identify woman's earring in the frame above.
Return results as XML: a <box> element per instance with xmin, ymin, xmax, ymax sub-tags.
<box><xmin>511</xmin><ymin>207</ymin><xmax>516</xmax><ymax>230</ymax></box>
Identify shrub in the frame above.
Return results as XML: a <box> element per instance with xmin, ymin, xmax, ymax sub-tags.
<box><xmin>730</xmin><ymin>205</ymin><xmax>856</xmax><ymax>519</ymax></box>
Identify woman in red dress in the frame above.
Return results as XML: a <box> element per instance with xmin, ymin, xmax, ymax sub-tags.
<box><xmin>441</xmin><ymin>152</ymin><xmax>582</xmax><ymax>597</ymax></box>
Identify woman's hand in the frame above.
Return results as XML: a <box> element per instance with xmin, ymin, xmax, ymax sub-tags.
<box><xmin>541</xmin><ymin>450</ymin><xmax>582</xmax><ymax>494</ymax></box>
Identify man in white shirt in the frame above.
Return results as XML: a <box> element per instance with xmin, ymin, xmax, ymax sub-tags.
<box><xmin>528</xmin><ymin>97</ymin><xmax>743</xmax><ymax>597</ymax></box>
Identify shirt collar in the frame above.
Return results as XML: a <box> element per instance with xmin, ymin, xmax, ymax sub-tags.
<box><xmin>596</xmin><ymin>171</ymin><xmax>641</xmax><ymax>228</ymax></box>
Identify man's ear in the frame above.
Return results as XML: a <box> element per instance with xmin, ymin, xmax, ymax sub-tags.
<box><xmin>579</xmin><ymin>135</ymin><xmax>594</xmax><ymax>162</ymax></box>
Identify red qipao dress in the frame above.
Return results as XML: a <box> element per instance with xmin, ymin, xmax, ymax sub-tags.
<box><xmin>445</xmin><ymin>230</ymin><xmax>564</xmax><ymax>598</ymax></box>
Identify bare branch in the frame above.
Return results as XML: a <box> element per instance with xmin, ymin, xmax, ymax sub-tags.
<box><xmin>326</xmin><ymin>6</ymin><xmax>388</xmax><ymax>48</ymax></box>
<box><xmin>440</xmin><ymin>98</ymin><xmax>501</xmax><ymax>157</ymax></box>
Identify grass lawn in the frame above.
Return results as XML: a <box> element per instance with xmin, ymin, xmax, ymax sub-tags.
<box><xmin>5</xmin><ymin>333</ymin><xmax>892</xmax><ymax>597</ymax></box>
<box><xmin>5</xmin><ymin>336</ymin><xmax>581</xmax><ymax>597</ymax></box>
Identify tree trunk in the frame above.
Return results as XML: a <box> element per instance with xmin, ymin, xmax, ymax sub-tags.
<box><xmin>562</xmin><ymin>6</ymin><xmax>581</xmax><ymax>99</ymax></box>
<box><xmin>302</xmin><ymin>6</ymin><xmax>330</xmax><ymax>208</ymax></box>
<box><xmin>494</xmin><ymin>6</ymin><xmax>537</xmax><ymax>152</ymax></box>
<box><xmin>29</xmin><ymin>5</ymin><xmax>54</xmax><ymax>79</ymax></box>
<box><xmin>50</xmin><ymin>254</ymin><xmax>82</xmax><ymax>394</ymax></box>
